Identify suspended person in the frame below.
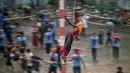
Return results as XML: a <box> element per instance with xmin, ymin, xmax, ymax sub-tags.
<box><xmin>112</xmin><ymin>32</ymin><xmax>120</xmax><ymax>59</ymax></box>
<box><xmin>105</xmin><ymin>19</ymin><xmax>114</xmax><ymax>46</ymax></box>
<box><xmin>73</xmin><ymin>12</ymin><xmax>80</xmax><ymax>25</ymax></box>
<box><xmin>98</xmin><ymin>27</ymin><xmax>104</xmax><ymax>49</ymax></box>
<box><xmin>71</xmin><ymin>49</ymin><xmax>86</xmax><ymax>73</ymax></box>
<box><xmin>90</xmin><ymin>33</ymin><xmax>99</xmax><ymax>62</ymax></box>
<box><xmin>60</xmin><ymin>17</ymin><xmax>82</xmax><ymax>61</ymax></box>
<box><xmin>48</xmin><ymin>48</ymin><xmax>58</xmax><ymax>73</ymax></box>
<box><xmin>44</xmin><ymin>28</ymin><xmax>54</xmax><ymax>54</ymax></box>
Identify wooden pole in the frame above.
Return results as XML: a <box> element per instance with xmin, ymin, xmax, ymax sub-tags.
<box><xmin>59</xmin><ymin>0</ymin><xmax>66</xmax><ymax>73</ymax></box>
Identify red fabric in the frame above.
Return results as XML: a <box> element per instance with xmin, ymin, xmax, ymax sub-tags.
<box><xmin>75</xmin><ymin>50</ymin><xmax>80</xmax><ymax>58</ymax></box>
<box><xmin>32</xmin><ymin>34</ymin><xmax>39</xmax><ymax>46</ymax></box>
<box><xmin>74</xmin><ymin>16</ymin><xmax>79</xmax><ymax>22</ymax></box>
<box><xmin>70</xmin><ymin>30</ymin><xmax>76</xmax><ymax>41</ymax></box>
<box><xmin>112</xmin><ymin>36</ymin><xmax>120</xmax><ymax>40</ymax></box>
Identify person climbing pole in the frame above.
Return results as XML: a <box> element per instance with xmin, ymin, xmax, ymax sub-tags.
<box><xmin>60</xmin><ymin>17</ymin><xmax>82</xmax><ymax>61</ymax></box>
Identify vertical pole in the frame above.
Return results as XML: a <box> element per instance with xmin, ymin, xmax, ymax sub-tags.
<box><xmin>59</xmin><ymin>0</ymin><xmax>66</xmax><ymax>73</ymax></box>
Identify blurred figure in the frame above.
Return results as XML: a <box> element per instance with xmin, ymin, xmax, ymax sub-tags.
<box><xmin>31</xmin><ymin>53</ymin><xmax>43</xmax><ymax>73</ymax></box>
<box><xmin>0</xmin><ymin>29</ymin><xmax>7</xmax><ymax>58</ymax></box>
<box><xmin>54</xmin><ymin>40</ymin><xmax>61</xmax><ymax>70</ymax></box>
<box><xmin>71</xmin><ymin>49</ymin><xmax>86</xmax><ymax>73</ymax></box>
<box><xmin>4</xmin><ymin>22</ymin><xmax>13</xmax><ymax>43</ymax></box>
<box><xmin>49</xmin><ymin>19</ymin><xmax>57</xmax><ymax>40</ymax></box>
<box><xmin>90</xmin><ymin>33</ymin><xmax>99</xmax><ymax>61</ymax></box>
<box><xmin>48</xmin><ymin>48</ymin><xmax>58</xmax><ymax>73</ymax></box>
<box><xmin>38</xmin><ymin>23</ymin><xmax>46</xmax><ymax>49</ymax></box>
<box><xmin>0</xmin><ymin>10</ymin><xmax>5</xmax><ymax>28</ymax></box>
<box><xmin>81</xmin><ymin>14</ymin><xmax>89</xmax><ymax>37</ymax></box>
<box><xmin>16</xmin><ymin>32</ymin><xmax>27</xmax><ymax>47</ymax></box>
<box><xmin>24</xmin><ymin>49</ymin><xmax>34</xmax><ymax>73</ymax></box>
<box><xmin>116</xmin><ymin>67</ymin><xmax>124</xmax><ymax>73</ymax></box>
<box><xmin>105</xmin><ymin>19</ymin><xmax>114</xmax><ymax>46</ymax></box>
<box><xmin>32</xmin><ymin>28</ymin><xmax>39</xmax><ymax>50</ymax></box>
<box><xmin>98</xmin><ymin>27</ymin><xmax>104</xmax><ymax>48</ymax></box>
<box><xmin>112</xmin><ymin>32</ymin><xmax>120</xmax><ymax>59</ymax></box>
<box><xmin>44</xmin><ymin>28</ymin><xmax>54</xmax><ymax>54</ymax></box>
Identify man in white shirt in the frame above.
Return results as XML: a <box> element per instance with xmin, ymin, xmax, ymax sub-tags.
<box><xmin>105</xmin><ymin>19</ymin><xmax>114</xmax><ymax>46</ymax></box>
<box><xmin>81</xmin><ymin>14</ymin><xmax>89</xmax><ymax>36</ymax></box>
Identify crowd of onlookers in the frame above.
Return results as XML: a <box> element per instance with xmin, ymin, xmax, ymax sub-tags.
<box><xmin>0</xmin><ymin>8</ymin><xmax>126</xmax><ymax>73</ymax></box>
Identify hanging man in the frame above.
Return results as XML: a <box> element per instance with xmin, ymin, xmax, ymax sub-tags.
<box><xmin>60</xmin><ymin>17</ymin><xmax>82</xmax><ymax>61</ymax></box>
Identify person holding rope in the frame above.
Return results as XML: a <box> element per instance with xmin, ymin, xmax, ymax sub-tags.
<box><xmin>60</xmin><ymin>17</ymin><xmax>82</xmax><ymax>61</ymax></box>
<box><xmin>48</xmin><ymin>48</ymin><xmax>59</xmax><ymax>73</ymax></box>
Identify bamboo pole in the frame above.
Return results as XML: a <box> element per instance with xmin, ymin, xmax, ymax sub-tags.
<box><xmin>59</xmin><ymin>0</ymin><xmax>66</xmax><ymax>73</ymax></box>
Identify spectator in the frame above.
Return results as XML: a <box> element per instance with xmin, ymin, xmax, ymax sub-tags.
<box><xmin>81</xmin><ymin>14</ymin><xmax>89</xmax><ymax>37</ymax></box>
<box><xmin>38</xmin><ymin>23</ymin><xmax>46</xmax><ymax>48</ymax></box>
<box><xmin>32</xmin><ymin>30</ymin><xmax>39</xmax><ymax>50</ymax></box>
<box><xmin>112</xmin><ymin>32</ymin><xmax>120</xmax><ymax>59</ymax></box>
<box><xmin>44</xmin><ymin>28</ymin><xmax>54</xmax><ymax>54</ymax></box>
<box><xmin>49</xmin><ymin>19</ymin><xmax>57</xmax><ymax>40</ymax></box>
<box><xmin>71</xmin><ymin>49</ymin><xmax>86</xmax><ymax>73</ymax></box>
<box><xmin>117</xmin><ymin>67</ymin><xmax>124</xmax><ymax>73</ymax></box>
<box><xmin>0</xmin><ymin>29</ymin><xmax>7</xmax><ymax>58</ymax></box>
<box><xmin>105</xmin><ymin>19</ymin><xmax>114</xmax><ymax>46</ymax></box>
<box><xmin>48</xmin><ymin>48</ymin><xmax>58</xmax><ymax>73</ymax></box>
<box><xmin>0</xmin><ymin>10</ymin><xmax>5</xmax><ymax>28</ymax></box>
<box><xmin>24</xmin><ymin>49</ymin><xmax>34</xmax><ymax>73</ymax></box>
<box><xmin>31</xmin><ymin>53</ymin><xmax>43</xmax><ymax>73</ymax></box>
<box><xmin>54</xmin><ymin>40</ymin><xmax>61</xmax><ymax>70</ymax></box>
<box><xmin>98</xmin><ymin>27</ymin><xmax>104</xmax><ymax>48</ymax></box>
<box><xmin>90</xmin><ymin>33</ymin><xmax>99</xmax><ymax>61</ymax></box>
<box><xmin>16</xmin><ymin>32</ymin><xmax>27</xmax><ymax>47</ymax></box>
<box><xmin>4</xmin><ymin>22</ymin><xmax>13</xmax><ymax>43</ymax></box>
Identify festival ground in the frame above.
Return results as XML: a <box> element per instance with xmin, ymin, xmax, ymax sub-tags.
<box><xmin>0</xmin><ymin>20</ymin><xmax>130</xmax><ymax>73</ymax></box>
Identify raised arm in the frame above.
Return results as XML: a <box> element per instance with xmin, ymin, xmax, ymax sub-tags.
<box><xmin>65</xmin><ymin>17</ymin><xmax>76</xmax><ymax>27</ymax></box>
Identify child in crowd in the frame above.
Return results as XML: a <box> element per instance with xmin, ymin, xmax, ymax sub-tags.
<box><xmin>98</xmin><ymin>27</ymin><xmax>104</xmax><ymax>48</ymax></box>
<box><xmin>32</xmin><ymin>30</ymin><xmax>39</xmax><ymax>50</ymax></box>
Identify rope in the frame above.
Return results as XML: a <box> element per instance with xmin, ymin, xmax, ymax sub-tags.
<box><xmin>72</xmin><ymin>0</ymin><xmax>76</xmax><ymax>22</ymax></box>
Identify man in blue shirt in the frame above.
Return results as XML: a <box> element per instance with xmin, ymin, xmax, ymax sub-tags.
<box><xmin>16</xmin><ymin>33</ymin><xmax>27</xmax><ymax>46</ymax></box>
<box><xmin>90</xmin><ymin>33</ymin><xmax>99</xmax><ymax>61</ymax></box>
<box><xmin>0</xmin><ymin>29</ymin><xmax>6</xmax><ymax>58</ymax></box>
<box><xmin>48</xmin><ymin>48</ymin><xmax>58</xmax><ymax>73</ymax></box>
<box><xmin>44</xmin><ymin>28</ymin><xmax>53</xmax><ymax>54</ymax></box>
<box><xmin>72</xmin><ymin>49</ymin><xmax>86</xmax><ymax>73</ymax></box>
<box><xmin>112</xmin><ymin>32</ymin><xmax>120</xmax><ymax>59</ymax></box>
